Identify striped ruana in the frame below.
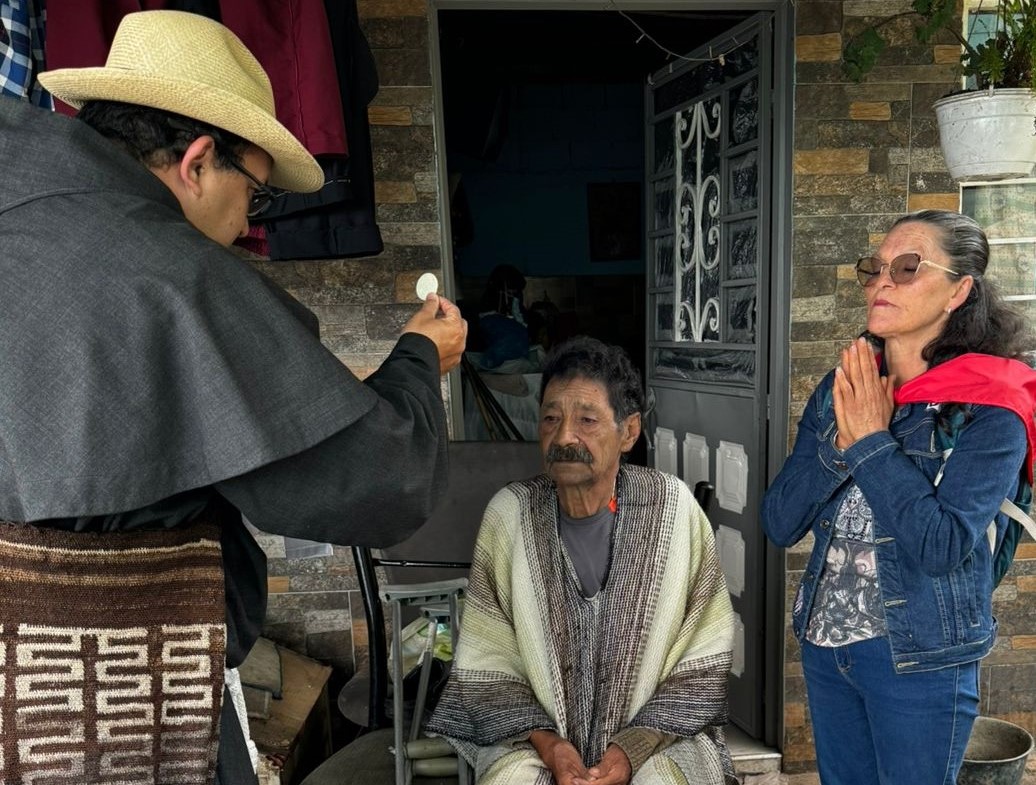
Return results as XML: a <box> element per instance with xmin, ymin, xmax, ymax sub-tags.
<box><xmin>0</xmin><ymin>520</ymin><xmax>226</xmax><ymax>784</ymax></box>
<box><xmin>427</xmin><ymin>464</ymin><xmax>737</xmax><ymax>784</ymax></box>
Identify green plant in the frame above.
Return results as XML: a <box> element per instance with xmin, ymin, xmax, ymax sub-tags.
<box><xmin>843</xmin><ymin>0</ymin><xmax>1036</xmax><ymax>90</ymax></box>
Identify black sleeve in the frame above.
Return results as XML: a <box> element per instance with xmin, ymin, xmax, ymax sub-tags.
<box><xmin>215</xmin><ymin>333</ymin><xmax>448</xmax><ymax>547</ymax></box>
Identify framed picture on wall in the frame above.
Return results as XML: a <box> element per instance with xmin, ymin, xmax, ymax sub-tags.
<box><xmin>586</xmin><ymin>181</ymin><xmax>642</xmax><ymax>262</ymax></box>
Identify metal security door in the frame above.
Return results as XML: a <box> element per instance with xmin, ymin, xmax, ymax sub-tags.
<box><xmin>644</xmin><ymin>13</ymin><xmax>773</xmax><ymax>738</ymax></box>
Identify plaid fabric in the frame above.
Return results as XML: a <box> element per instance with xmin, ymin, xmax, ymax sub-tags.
<box><xmin>0</xmin><ymin>0</ymin><xmax>52</xmax><ymax>107</ymax></box>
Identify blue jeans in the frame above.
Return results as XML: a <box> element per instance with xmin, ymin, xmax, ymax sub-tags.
<box><xmin>801</xmin><ymin>637</ymin><xmax>979</xmax><ymax>785</ymax></box>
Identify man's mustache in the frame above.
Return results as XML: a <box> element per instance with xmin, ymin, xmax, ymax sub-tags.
<box><xmin>546</xmin><ymin>444</ymin><xmax>593</xmax><ymax>464</ymax></box>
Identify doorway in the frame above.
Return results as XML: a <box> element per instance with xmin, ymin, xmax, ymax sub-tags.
<box><xmin>430</xmin><ymin>2</ymin><xmax>794</xmax><ymax>750</ymax></box>
<box><xmin>436</xmin><ymin>8</ymin><xmax>749</xmax><ymax>446</ymax></box>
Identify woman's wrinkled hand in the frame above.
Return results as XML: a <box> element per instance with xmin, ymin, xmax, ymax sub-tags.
<box><xmin>832</xmin><ymin>337</ymin><xmax>894</xmax><ymax>451</ymax></box>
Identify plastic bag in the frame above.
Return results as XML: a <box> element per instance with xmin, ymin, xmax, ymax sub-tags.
<box><xmin>391</xmin><ymin>617</ymin><xmax>454</xmax><ymax>682</ymax></box>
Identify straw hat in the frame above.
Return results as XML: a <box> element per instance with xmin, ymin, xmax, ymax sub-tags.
<box><xmin>38</xmin><ymin>10</ymin><xmax>323</xmax><ymax>192</ymax></box>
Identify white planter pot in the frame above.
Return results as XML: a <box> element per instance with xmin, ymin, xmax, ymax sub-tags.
<box><xmin>933</xmin><ymin>88</ymin><xmax>1036</xmax><ymax>181</ymax></box>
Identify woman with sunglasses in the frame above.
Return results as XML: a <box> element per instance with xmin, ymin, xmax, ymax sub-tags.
<box><xmin>762</xmin><ymin>209</ymin><xmax>1036</xmax><ymax>784</ymax></box>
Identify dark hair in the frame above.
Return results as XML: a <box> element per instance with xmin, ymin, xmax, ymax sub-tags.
<box><xmin>872</xmin><ymin>209</ymin><xmax>1032</xmax><ymax>365</ymax></box>
<box><xmin>76</xmin><ymin>100</ymin><xmax>249</xmax><ymax>172</ymax></box>
<box><xmin>480</xmin><ymin>264</ymin><xmax>526</xmax><ymax>314</ymax></box>
<box><xmin>539</xmin><ymin>335</ymin><xmax>645</xmax><ymax>423</ymax></box>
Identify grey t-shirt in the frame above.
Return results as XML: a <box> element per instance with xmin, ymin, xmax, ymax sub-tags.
<box><xmin>559</xmin><ymin>506</ymin><xmax>615</xmax><ymax>597</ymax></box>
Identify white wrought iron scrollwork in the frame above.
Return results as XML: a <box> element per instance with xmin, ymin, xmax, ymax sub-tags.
<box><xmin>674</xmin><ymin>100</ymin><xmax>721</xmax><ymax>343</ymax></box>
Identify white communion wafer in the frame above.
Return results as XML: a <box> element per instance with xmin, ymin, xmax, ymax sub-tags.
<box><xmin>415</xmin><ymin>272</ymin><xmax>439</xmax><ymax>300</ymax></box>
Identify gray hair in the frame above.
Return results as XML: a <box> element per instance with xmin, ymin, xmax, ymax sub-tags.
<box><xmin>881</xmin><ymin>210</ymin><xmax>1031</xmax><ymax>365</ymax></box>
<box><xmin>539</xmin><ymin>336</ymin><xmax>645</xmax><ymax>424</ymax></box>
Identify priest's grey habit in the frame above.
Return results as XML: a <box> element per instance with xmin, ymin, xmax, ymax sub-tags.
<box><xmin>0</xmin><ymin>98</ymin><xmax>448</xmax><ymax>782</ymax></box>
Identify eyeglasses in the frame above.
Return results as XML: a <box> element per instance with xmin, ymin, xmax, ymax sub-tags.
<box><xmin>855</xmin><ymin>253</ymin><xmax>962</xmax><ymax>287</ymax></box>
<box><xmin>227</xmin><ymin>159</ymin><xmax>276</xmax><ymax>218</ymax></box>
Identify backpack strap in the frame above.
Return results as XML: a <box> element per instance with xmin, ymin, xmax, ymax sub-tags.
<box><xmin>906</xmin><ymin>399</ymin><xmax>1031</xmax><ymax>574</ymax></box>
<box><xmin>844</xmin><ymin>396</ymin><xmax>1030</xmax><ymax>554</ymax></box>
<box><xmin>932</xmin><ymin>438</ymin><xmax>1029</xmax><ymax>557</ymax></box>
<box><xmin>1000</xmin><ymin>497</ymin><xmax>1036</xmax><ymax>542</ymax></box>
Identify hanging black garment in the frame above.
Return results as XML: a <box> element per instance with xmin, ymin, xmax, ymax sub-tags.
<box><xmin>166</xmin><ymin>0</ymin><xmax>221</xmax><ymax>18</ymax></box>
<box><xmin>256</xmin><ymin>0</ymin><xmax>383</xmax><ymax>260</ymax></box>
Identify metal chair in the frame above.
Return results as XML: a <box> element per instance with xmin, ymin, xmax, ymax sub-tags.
<box><xmin>381</xmin><ymin>578</ymin><xmax>469</xmax><ymax>785</ymax></box>
<box><xmin>300</xmin><ymin>441</ymin><xmax>544</xmax><ymax>785</ymax></box>
<box><xmin>693</xmin><ymin>479</ymin><xmax>716</xmax><ymax>515</ymax></box>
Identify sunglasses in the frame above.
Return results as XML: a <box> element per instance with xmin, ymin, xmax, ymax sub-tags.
<box><xmin>227</xmin><ymin>159</ymin><xmax>276</xmax><ymax>218</ymax></box>
<box><xmin>855</xmin><ymin>253</ymin><xmax>961</xmax><ymax>287</ymax></box>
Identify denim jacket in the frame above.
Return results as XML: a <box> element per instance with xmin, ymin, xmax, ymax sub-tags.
<box><xmin>762</xmin><ymin>370</ymin><xmax>1027</xmax><ymax>673</ymax></box>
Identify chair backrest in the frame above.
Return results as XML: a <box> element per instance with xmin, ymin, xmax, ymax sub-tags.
<box><xmin>693</xmin><ymin>480</ymin><xmax>715</xmax><ymax>516</ymax></box>
<box><xmin>352</xmin><ymin>440</ymin><xmax>544</xmax><ymax>730</ymax></box>
<box><xmin>374</xmin><ymin>440</ymin><xmax>544</xmax><ymax>585</ymax></box>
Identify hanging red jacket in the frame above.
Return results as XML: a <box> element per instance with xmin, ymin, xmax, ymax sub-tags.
<box><xmin>219</xmin><ymin>0</ymin><xmax>347</xmax><ymax>156</ymax></box>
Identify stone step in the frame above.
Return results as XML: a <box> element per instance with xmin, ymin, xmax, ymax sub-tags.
<box><xmin>727</xmin><ymin>724</ymin><xmax>782</xmax><ymax>776</ymax></box>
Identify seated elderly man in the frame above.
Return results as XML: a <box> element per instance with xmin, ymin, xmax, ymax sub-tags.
<box><xmin>427</xmin><ymin>336</ymin><xmax>736</xmax><ymax>785</ymax></box>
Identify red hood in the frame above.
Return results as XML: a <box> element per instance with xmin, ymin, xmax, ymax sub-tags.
<box><xmin>894</xmin><ymin>353</ymin><xmax>1036</xmax><ymax>483</ymax></box>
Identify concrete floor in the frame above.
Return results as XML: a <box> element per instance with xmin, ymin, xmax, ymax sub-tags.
<box><xmin>738</xmin><ymin>714</ymin><xmax>1036</xmax><ymax>785</ymax></box>
<box><xmin>763</xmin><ymin>754</ymin><xmax>1036</xmax><ymax>784</ymax></box>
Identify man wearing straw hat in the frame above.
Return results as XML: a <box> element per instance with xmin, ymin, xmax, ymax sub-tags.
<box><xmin>0</xmin><ymin>10</ymin><xmax>466</xmax><ymax>785</ymax></box>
